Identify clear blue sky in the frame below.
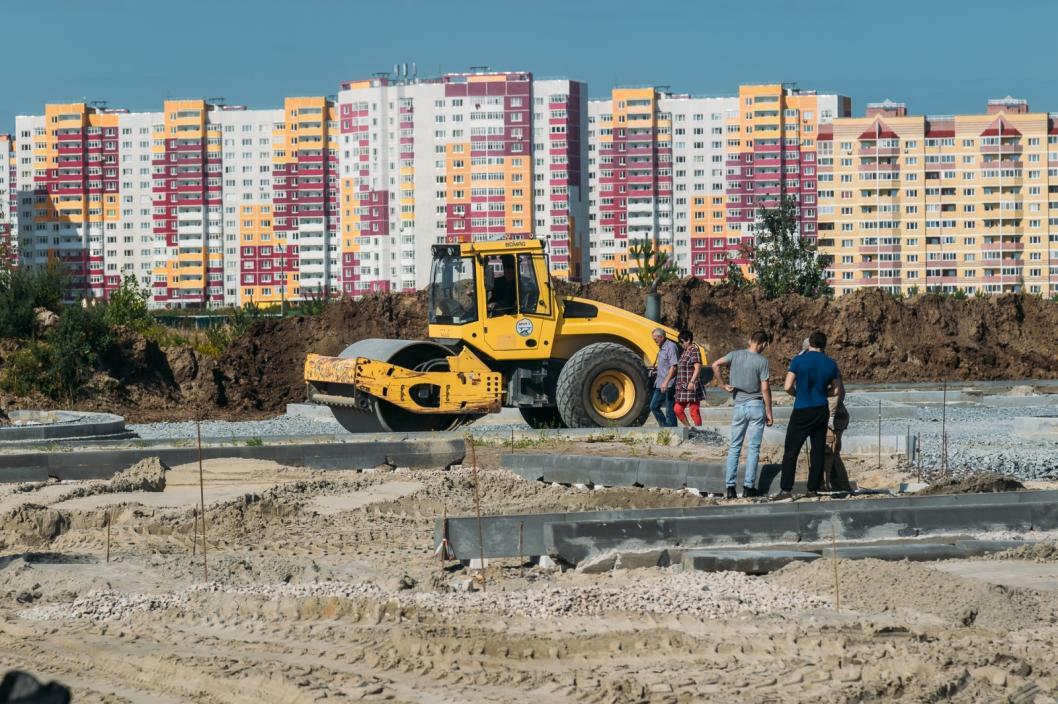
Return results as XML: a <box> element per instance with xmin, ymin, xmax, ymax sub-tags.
<box><xmin>3</xmin><ymin>0</ymin><xmax>1057</xmax><ymax>132</ymax></box>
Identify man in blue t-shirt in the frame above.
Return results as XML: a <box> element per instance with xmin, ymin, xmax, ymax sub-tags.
<box><xmin>777</xmin><ymin>330</ymin><xmax>843</xmax><ymax>498</ymax></box>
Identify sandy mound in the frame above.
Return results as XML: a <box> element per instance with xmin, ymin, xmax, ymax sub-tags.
<box><xmin>56</xmin><ymin>456</ymin><xmax>169</xmax><ymax>502</ymax></box>
<box><xmin>770</xmin><ymin>557</ymin><xmax>1055</xmax><ymax>629</ymax></box>
<box><xmin>918</xmin><ymin>474</ymin><xmax>1025</xmax><ymax>496</ymax></box>
<box><xmin>109</xmin><ymin>457</ymin><xmax>169</xmax><ymax>493</ymax></box>
<box><xmin>986</xmin><ymin>542</ymin><xmax>1058</xmax><ymax>562</ymax></box>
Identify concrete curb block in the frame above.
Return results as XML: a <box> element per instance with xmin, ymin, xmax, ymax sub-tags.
<box><xmin>680</xmin><ymin>539</ymin><xmax>1030</xmax><ymax>574</ymax></box>
<box><xmin>501</xmin><ymin>454</ymin><xmax>847</xmax><ymax>496</ymax></box>
<box><xmin>471</xmin><ymin>425</ymin><xmax>690</xmax><ymax>446</ymax></box>
<box><xmin>437</xmin><ymin>489</ymin><xmax>1058</xmax><ymax>561</ymax></box>
<box><xmin>0</xmin><ymin>437</ymin><xmax>466</xmax><ymax>483</ymax></box>
<box><xmin>1012</xmin><ymin>416</ymin><xmax>1058</xmax><ymax>438</ymax></box>
<box><xmin>0</xmin><ymin>411</ymin><xmax>127</xmax><ymax>442</ymax></box>
<box><xmin>697</xmin><ymin>403</ymin><xmax>919</xmax><ymax>423</ymax></box>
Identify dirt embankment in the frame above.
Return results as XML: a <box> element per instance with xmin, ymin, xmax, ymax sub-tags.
<box><xmin>579</xmin><ymin>280</ymin><xmax>1058</xmax><ymax>384</ymax></box>
<box><xmin>3</xmin><ymin>283</ymin><xmax>1058</xmax><ymax>422</ymax></box>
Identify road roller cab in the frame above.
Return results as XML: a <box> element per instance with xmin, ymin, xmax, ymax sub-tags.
<box><xmin>427</xmin><ymin>240</ymin><xmax>560</xmax><ymax>361</ymax></box>
<box><xmin>304</xmin><ymin>238</ymin><xmax>707</xmax><ymax>432</ymax></box>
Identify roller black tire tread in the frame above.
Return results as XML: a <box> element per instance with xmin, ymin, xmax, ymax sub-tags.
<box><xmin>556</xmin><ymin>342</ymin><xmax>650</xmax><ymax>428</ymax></box>
<box><xmin>518</xmin><ymin>406</ymin><xmax>567</xmax><ymax>429</ymax></box>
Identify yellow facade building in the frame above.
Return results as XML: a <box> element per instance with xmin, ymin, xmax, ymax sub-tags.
<box><xmin>819</xmin><ymin>98</ymin><xmax>1058</xmax><ymax>296</ymax></box>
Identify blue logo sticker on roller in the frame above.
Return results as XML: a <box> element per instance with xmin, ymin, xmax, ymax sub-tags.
<box><xmin>515</xmin><ymin>318</ymin><xmax>534</xmax><ymax>337</ymax></box>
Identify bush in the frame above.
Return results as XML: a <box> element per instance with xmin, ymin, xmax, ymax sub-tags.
<box><xmin>3</xmin><ymin>304</ymin><xmax>114</xmax><ymax>401</ymax></box>
<box><xmin>3</xmin><ymin>342</ymin><xmax>57</xmax><ymax>397</ymax></box>
<box><xmin>0</xmin><ymin>262</ymin><xmax>67</xmax><ymax>339</ymax></box>
<box><xmin>194</xmin><ymin>303</ymin><xmax>263</xmax><ymax>358</ymax></box>
<box><xmin>105</xmin><ymin>275</ymin><xmax>153</xmax><ymax>333</ymax></box>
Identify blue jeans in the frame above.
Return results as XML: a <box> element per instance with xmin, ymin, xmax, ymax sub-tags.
<box><xmin>725</xmin><ymin>400</ymin><xmax>766</xmax><ymax>488</ymax></box>
<box><xmin>650</xmin><ymin>386</ymin><xmax>677</xmax><ymax>427</ymax></box>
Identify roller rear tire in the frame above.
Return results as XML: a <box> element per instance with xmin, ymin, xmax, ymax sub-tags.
<box><xmin>556</xmin><ymin>343</ymin><xmax>650</xmax><ymax>428</ymax></box>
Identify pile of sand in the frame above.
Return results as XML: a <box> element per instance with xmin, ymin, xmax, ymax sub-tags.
<box><xmin>918</xmin><ymin>473</ymin><xmax>1025</xmax><ymax>496</ymax></box>
<box><xmin>770</xmin><ymin>557</ymin><xmax>1055</xmax><ymax>629</ymax></box>
<box><xmin>56</xmin><ymin>456</ymin><xmax>169</xmax><ymax>502</ymax></box>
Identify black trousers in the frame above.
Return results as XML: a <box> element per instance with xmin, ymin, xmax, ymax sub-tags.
<box><xmin>780</xmin><ymin>405</ymin><xmax>829</xmax><ymax>492</ymax></box>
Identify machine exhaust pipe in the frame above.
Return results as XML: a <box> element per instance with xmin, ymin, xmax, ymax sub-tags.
<box><xmin>644</xmin><ymin>292</ymin><xmax>661</xmax><ymax>323</ymax></box>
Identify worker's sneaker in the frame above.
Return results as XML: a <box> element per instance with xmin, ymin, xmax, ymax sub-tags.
<box><xmin>743</xmin><ymin>487</ymin><xmax>760</xmax><ymax>498</ymax></box>
<box><xmin>725</xmin><ymin>487</ymin><xmax>738</xmax><ymax>500</ymax></box>
<box><xmin>771</xmin><ymin>491</ymin><xmax>794</xmax><ymax>502</ymax></box>
<box><xmin>804</xmin><ymin>491</ymin><xmax>820</xmax><ymax>499</ymax></box>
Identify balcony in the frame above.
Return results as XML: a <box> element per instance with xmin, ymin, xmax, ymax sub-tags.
<box><xmin>979</xmin><ymin>143</ymin><xmax>1022</xmax><ymax>155</ymax></box>
<box><xmin>858</xmin><ymin>245</ymin><xmax>902</xmax><ymax>254</ymax></box>
<box><xmin>858</xmin><ymin>146</ymin><xmax>900</xmax><ymax>157</ymax></box>
<box><xmin>979</xmin><ymin>159</ymin><xmax>1024</xmax><ymax>170</ymax></box>
<box><xmin>981</xmin><ymin>240</ymin><xmax>1025</xmax><ymax>251</ymax></box>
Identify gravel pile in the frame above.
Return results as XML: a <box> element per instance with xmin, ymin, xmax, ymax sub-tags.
<box><xmin>129</xmin><ymin>415</ymin><xmax>348</xmax><ymax>441</ymax></box>
<box><xmin>202</xmin><ymin>572</ymin><xmax>823</xmax><ymax>620</ymax></box>
<box><xmin>22</xmin><ymin>573</ymin><xmax>825</xmax><ymax>623</ymax></box>
<box><xmin>21</xmin><ymin>590</ymin><xmax>190</xmax><ymax>622</ymax></box>
<box><xmin>915</xmin><ymin>435</ymin><xmax>1058</xmax><ymax>481</ymax></box>
<box><xmin>418</xmin><ymin>571</ymin><xmax>825</xmax><ymax>619</ymax></box>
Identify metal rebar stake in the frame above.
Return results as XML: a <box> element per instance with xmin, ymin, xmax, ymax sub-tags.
<box><xmin>197</xmin><ymin>420</ymin><xmax>208</xmax><ymax>583</ymax></box>
<box><xmin>877</xmin><ymin>400</ymin><xmax>882</xmax><ymax>471</ymax></box>
<box><xmin>469</xmin><ymin>436</ymin><xmax>485</xmax><ymax>591</ymax></box>
<box><xmin>941</xmin><ymin>380</ymin><xmax>949</xmax><ymax>477</ymax></box>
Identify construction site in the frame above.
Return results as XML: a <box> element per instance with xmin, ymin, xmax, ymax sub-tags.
<box><xmin>1</xmin><ymin>266</ymin><xmax>1058</xmax><ymax>703</ymax></box>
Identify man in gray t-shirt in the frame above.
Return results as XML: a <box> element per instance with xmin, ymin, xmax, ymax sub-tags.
<box><xmin>711</xmin><ymin>331</ymin><xmax>774</xmax><ymax>498</ymax></box>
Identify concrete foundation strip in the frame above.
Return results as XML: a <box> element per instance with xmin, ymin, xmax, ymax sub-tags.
<box><xmin>436</xmin><ymin>489</ymin><xmax>1058</xmax><ymax>562</ymax></box>
<box><xmin>0</xmin><ymin>437</ymin><xmax>466</xmax><ymax>483</ymax></box>
<box><xmin>501</xmin><ymin>453</ymin><xmax>854</xmax><ymax>495</ymax></box>
<box><xmin>680</xmin><ymin>539</ymin><xmax>1030</xmax><ymax>574</ymax></box>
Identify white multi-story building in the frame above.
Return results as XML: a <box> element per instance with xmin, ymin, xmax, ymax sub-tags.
<box><xmin>12</xmin><ymin>99</ymin><xmax>334</xmax><ymax>307</ymax></box>
<box><xmin>586</xmin><ymin>88</ymin><xmax>738</xmax><ymax>279</ymax></box>
<box><xmin>336</xmin><ymin>69</ymin><xmax>589</xmax><ymax>294</ymax></box>
<box><xmin>0</xmin><ymin>135</ymin><xmax>13</xmax><ymax>257</ymax></box>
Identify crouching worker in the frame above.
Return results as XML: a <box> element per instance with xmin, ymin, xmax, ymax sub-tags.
<box><xmin>673</xmin><ymin>329</ymin><xmax>703</xmax><ymax>427</ymax></box>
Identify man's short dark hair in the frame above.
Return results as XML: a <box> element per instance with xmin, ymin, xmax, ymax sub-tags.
<box><xmin>809</xmin><ymin>331</ymin><xmax>827</xmax><ymax>350</ymax></box>
<box><xmin>750</xmin><ymin>330</ymin><xmax>770</xmax><ymax>345</ymax></box>
<box><xmin>678</xmin><ymin>329</ymin><xmax>694</xmax><ymax>343</ymax></box>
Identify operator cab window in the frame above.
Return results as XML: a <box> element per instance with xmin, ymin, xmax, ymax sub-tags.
<box><xmin>486</xmin><ymin>254</ymin><xmax>517</xmax><ymax>317</ymax></box>
<box><xmin>517</xmin><ymin>253</ymin><xmax>549</xmax><ymax>316</ymax></box>
<box><xmin>429</xmin><ymin>254</ymin><xmax>477</xmax><ymax>325</ymax></box>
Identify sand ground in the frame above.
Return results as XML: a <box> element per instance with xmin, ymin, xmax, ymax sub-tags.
<box><xmin>0</xmin><ymin>440</ymin><xmax>1056</xmax><ymax>703</ymax></box>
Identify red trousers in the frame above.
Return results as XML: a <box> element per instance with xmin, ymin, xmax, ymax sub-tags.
<box><xmin>674</xmin><ymin>401</ymin><xmax>701</xmax><ymax>426</ymax></box>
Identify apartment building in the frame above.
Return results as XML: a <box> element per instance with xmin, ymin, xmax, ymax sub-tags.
<box><xmin>586</xmin><ymin>84</ymin><xmax>847</xmax><ymax>281</ymax></box>
<box><xmin>819</xmin><ymin>97</ymin><xmax>1058</xmax><ymax>296</ymax></box>
<box><xmin>586</xmin><ymin>88</ymin><xmax>738</xmax><ymax>280</ymax></box>
<box><xmin>13</xmin><ymin>98</ymin><xmax>337</xmax><ymax>307</ymax></box>
<box><xmin>723</xmin><ymin>85</ymin><xmax>851</xmax><ymax>269</ymax></box>
<box><xmin>336</xmin><ymin>69</ymin><xmax>589</xmax><ymax>294</ymax></box>
<box><xmin>0</xmin><ymin>135</ymin><xmax>13</xmax><ymax>257</ymax></box>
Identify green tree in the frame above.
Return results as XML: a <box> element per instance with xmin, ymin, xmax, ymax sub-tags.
<box><xmin>721</xmin><ymin>262</ymin><xmax>751</xmax><ymax>289</ymax></box>
<box><xmin>105</xmin><ymin>275</ymin><xmax>154</xmax><ymax>333</ymax></box>
<box><xmin>627</xmin><ymin>239</ymin><xmax>679</xmax><ymax>292</ymax></box>
<box><xmin>741</xmin><ymin>196</ymin><xmax>831</xmax><ymax>299</ymax></box>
